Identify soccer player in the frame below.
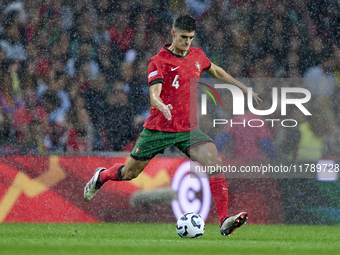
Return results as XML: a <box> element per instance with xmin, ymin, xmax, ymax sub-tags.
<box><xmin>84</xmin><ymin>15</ymin><xmax>261</xmax><ymax>236</ymax></box>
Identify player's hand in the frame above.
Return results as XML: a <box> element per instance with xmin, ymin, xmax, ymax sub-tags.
<box><xmin>161</xmin><ymin>104</ymin><xmax>173</xmax><ymax>121</ymax></box>
<box><xmin>252</xmin><ymin>92</ymin><xmax>262</xmax><ymax>105</ymax></box>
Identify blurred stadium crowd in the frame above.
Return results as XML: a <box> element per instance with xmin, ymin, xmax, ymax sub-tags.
<box><xmin>0</xmin><ymin>0</ymin><xmax>339</xmax><ymax>160</ymax></box>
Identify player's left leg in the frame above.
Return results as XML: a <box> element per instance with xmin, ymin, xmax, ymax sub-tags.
<box><xmin>188</xmin><ymin>142</ymin><xmax>229</xmax><ymax>224</ymax></box>
<box><xmin>188</xmin><ymin>142</ymin><xmax>247</xmax><ymax>236</ymax></box>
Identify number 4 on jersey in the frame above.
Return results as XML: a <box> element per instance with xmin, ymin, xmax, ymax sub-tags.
<box><xmin>172</xmin><ymin>75</ymin><xmax>179</xmax><ymax>89</ymax></box>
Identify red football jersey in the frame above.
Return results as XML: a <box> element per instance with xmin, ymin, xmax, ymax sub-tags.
<box><xmin>144</xmin><ymin>44</ymin><xmax>211</xmax><ymax>132</ymax></box>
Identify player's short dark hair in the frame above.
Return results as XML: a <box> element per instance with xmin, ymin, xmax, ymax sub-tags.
<box><xmin>173</xmin><ymin>15</ymin><xmax>196</xmax><ymax>31</ymax></box>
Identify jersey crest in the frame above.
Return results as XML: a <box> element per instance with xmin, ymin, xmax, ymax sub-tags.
<box><xmin>195</xmin><ymin>61</ymin><xmax>201</xmax><ymax>75</ymax></box>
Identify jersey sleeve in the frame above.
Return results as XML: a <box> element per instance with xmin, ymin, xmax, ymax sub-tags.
<box><xmin>199</xmin><ymin>48</ymin><xmax>211</xmax><ymax>71</ymax></box>
<box><xmin>148</xmin><ymin>58</ymin><xmax>164</xmax><ymax>86</ymax></box>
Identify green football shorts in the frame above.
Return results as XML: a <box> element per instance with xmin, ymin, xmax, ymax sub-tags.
<box><xmin>130</xmin><ymin>128</ymin><xmax>214</xmax><ymax>160</ymax></box>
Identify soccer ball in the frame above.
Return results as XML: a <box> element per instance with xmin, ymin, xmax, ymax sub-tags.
<box><xmin>176</xmin><ymin>212</ymin><xmax>205</xmax><ymax>238</ymax></box>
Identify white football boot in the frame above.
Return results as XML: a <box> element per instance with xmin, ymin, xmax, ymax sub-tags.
<box><xmin>83</xmin><ymin>167</ymin><xmax>106</xmax><ymax>202</ymax></box>
<box><xmin>220</xmin><ymin>212</ymin><xmax>248</xmax><ymax>236</ymax></box>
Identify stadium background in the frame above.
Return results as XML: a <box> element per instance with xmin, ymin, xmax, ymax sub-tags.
<box><xmin>0</xmin><ymin>0</ymin><xmax>339</xmax><ymax>225</ymax></box>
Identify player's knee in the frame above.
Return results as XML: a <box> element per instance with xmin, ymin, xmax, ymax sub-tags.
<box><xmin>205</xmin><ymin>152</ymin><xmax>222</xmax><ymax>166</ymax></box>
<box><xmin>216</xmin><ymin>154</ymin><xmax>223</xmax><ymax>165</ymax></box>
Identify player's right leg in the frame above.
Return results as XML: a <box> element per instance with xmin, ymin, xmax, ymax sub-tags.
<box><xmin>83</xmin><ymin>157</ymin><xmax>151</xmax><ymax>202</ymax></box>
<box><xmin>84</xmin><ymin>128</ymin><xmax>174</xmax><ymax>202</ymax></box>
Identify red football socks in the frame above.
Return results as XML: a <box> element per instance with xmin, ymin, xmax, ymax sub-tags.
<box><xmin>99</xmin><ymin>163</ymin><xmax>124</xmax><ymax>183</ymax></box>
<box><xmin>209</xmin><ymin>174</ymin><xmax>228</xmax><ymax>225</ymax></box>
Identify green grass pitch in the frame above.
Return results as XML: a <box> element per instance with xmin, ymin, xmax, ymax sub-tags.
<box><xmin>0</xmin><ymin>223</ymin><xmax>339</xmax><ymax>255</ymax></box>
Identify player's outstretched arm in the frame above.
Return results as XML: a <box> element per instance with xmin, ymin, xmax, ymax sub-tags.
<box><xmin>205</xmin><ymin>62</ymin><xmax>261</xmax><ymax>104</ymax></box>
<box><xmin>149</xmin><ymin>83</ymin><xmax>173</xmax><ymax>121</ymax></box>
